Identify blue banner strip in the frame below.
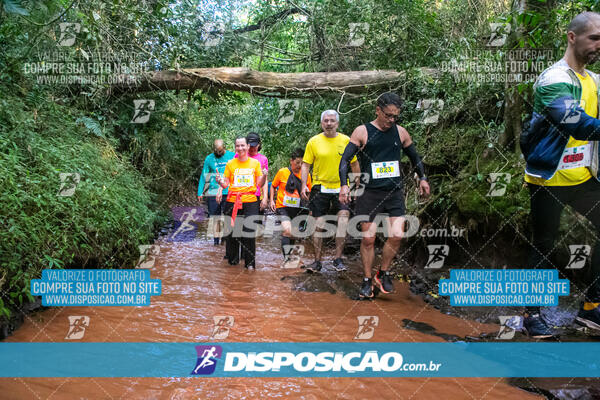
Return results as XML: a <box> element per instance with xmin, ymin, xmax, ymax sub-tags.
<box><xmin>1</xmin><ymin>342</ymin><xmax>600</xmax><ymax>377</ymax></box>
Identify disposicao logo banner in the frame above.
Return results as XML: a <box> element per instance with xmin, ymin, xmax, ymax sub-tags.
<box><xmin>1</xmin><ymin>342</ymin><xmax>600</xmax><ymax>377</ymax></box>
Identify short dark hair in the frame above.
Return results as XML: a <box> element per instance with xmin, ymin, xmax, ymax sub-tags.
<box><xmin>291</xmin><ymin>148</ymin><xmax>304</xmax><ymax>160</ymax></box>
<box><xmin>568</xmin><ymin>12</ymin><xmax>600</xmax><ymax>35</ymax></box>
<box><xmin>235</xmin><ymin>136</ymin><xmax>247</xmax><ymax>144</ymax></box>
<box><xmin>376</xmin><ymin>92</ymin><xmax>403</xmax><ymax>110</ymax></box>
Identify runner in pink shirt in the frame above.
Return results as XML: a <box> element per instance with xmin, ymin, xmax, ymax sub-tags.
<box><xmin>236</xmin><ymin>132</ymin><xmax>269</xmax><ymax>210</ymax></box>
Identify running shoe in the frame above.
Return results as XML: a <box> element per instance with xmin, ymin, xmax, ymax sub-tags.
<box><xmin>523</xmin><ymin>313</ymin><xmax>555</xmax><ymax>339</ymax></box>
<box><xmin>304</xmin><ymin>260</ymin><xmax>322</xmax><ymax>273</ymax></box>
<box><xmin>374</xmin><ymin>270</ymin><xmax>394</xmax><ymax>294</ymax></box>
<box><xmin>332</xmin><ymin>258</ymin><xmax>348</xmax><ymax>272</ymax></box>
<box><xmin>576</xmin><ymin>304</ymin><xmax>600</xmax><ymax>330</ymax></box>
<box><xmin>213</xmin><ymin>238</ymin><xmax>220</xmax><ymax>246</ymax></box>
<box><xmin>359</xmin><ymin>278</ymin><xmax>374</xmax><ymax>299</ymax></box>
<box><xmin>244</xmin><ymin>262</ymin><xmax>256</xmax><ymax>270</ymax></box>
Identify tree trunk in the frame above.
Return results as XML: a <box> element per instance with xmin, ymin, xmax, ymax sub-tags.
<box><xmin>112</xmin><ymin>67</ymin><xmax>438</xmax><ymax>97</ymax></box>
<box><xmin>500</xmin><ymin>0</ymin><xmax>527</xmax><ymax>153</ymax></box>
<box><xmin>501</xmin><ymin>0</ymin><xmax>558</xmax><ymax>153</ymax></box>
<box><xmin>502</xmin><ymin>86</ymin><xmax>523</xmax><ymax>151</ymax></box>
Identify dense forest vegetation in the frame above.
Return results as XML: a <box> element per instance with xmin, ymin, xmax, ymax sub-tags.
<box><xmin>1</xmin><ymin>0</ymin><xmax>599</xmax><ymax>321</ymax></box>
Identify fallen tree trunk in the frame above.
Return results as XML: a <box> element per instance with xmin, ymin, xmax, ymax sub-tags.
<box><xmin>114</xmin><ymin>67</ymin><xmax>439</xmax><ymax>97</ymax></box>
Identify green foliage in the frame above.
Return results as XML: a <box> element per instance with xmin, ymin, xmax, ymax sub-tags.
<box><xmin>0</xmin><ymin>86</ymin><xmax>165</xmax><ymax>318</ymax></box>
<box><xmin>76</xmin><ymin>116</ymin><xmax>104</xmax><ymax>138</ymax></box>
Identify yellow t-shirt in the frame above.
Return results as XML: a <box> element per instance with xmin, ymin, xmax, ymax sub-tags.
<box><xmin>224</xmin><ymin>157</ymin><xmax>262</xmax><ymax>203</ymax></box>
<box><xmin>525</xmin><ymin>71</ymin><xmax>597</xmax><ymax>186</ymax></box>
<box><xmin>302</xmin><ymin>133</ymin><xmax>357</xmax><ymax>189</ymax></box>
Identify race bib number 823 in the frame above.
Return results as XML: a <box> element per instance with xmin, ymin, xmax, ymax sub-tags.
<box><xmin>371</xmin><ymin>161</ymin><xmax>400</xmax><ymax>179</ymax></box>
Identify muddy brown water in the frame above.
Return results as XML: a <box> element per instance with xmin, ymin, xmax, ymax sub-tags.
<box><xmin>1</xmin><ymin>215</ymin><xmax>542</xmax><ymax>399</ymax></box>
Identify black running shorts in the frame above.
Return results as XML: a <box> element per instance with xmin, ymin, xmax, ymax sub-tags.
<box><xmin>354</xmin><ymin>188</ymin><xmax>405</xmax><ymax>222</ymax></box>
<box><xmin>308</xmin><ymin>185</ymin><xmax>350</xmax><ymax>218</ymax></box>
<box><xmin>276</xmin><ymin>207</ymin><xmax>302</xmax><ymax>220</ymax></box>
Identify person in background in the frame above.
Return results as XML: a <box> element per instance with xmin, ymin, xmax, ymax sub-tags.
<box><xmin>270</xmin><ymin>148</ymin><xmax>312</xmax><ymax>268</ymax></box>
<box><xmin>236</xmin><ymin>132</ymin><xmax>269</xmax><ymax>210</ymax></box>
<box><xmin>198</xmin><ymin>139</ymin><xmax>234</xmax><ymax>245</ymax></box>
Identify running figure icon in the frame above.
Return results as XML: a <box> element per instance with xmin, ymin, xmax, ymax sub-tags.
<box><xmin>425</xmin><ymin>245</ymin><xmax>449</xmax><ymax>269</ymax></box>
<box><xmin>193</xmin><ymin>346</ymin><xmax>218</xmax><ymax>374</ymax></box>
<box><xmin>170</xmin><ymin>208</ymin><xmax>199</xmax><ymax>240</ymax></box>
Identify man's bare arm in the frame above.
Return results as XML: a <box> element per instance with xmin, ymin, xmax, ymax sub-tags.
<box><xmin>300</xmin><ymin>162</ymin><xmax>311</xmax><ymax>200</ymax></box>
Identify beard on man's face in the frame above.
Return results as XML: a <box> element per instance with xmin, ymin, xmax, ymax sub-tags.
<box><xmin>586</xmin><ymin>50</ymin><xmax>600</xmax><ymax>64</ymax></box>
<box><xmin>575</xmin><ymin>39</ymin><xmax>600</xmax><ymax>65</ymax></box>
<box><xmin>214</xmin><ymin>149</ymin><xmax>225</xmax><ymax>157</ymax></box>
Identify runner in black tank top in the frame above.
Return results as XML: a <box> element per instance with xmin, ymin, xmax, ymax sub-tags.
<box><xmin>338</xmin><ymin>92</ymin><xmax>431</xmax><ymax>299</ymax></box>
<box><xmin>357</xmin><ymin>122</ymin><xmax>403</xmax><ymax>192</ymax></box>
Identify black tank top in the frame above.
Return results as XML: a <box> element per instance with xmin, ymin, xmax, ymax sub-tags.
<box><xmin>357</xmin><ymin>123</ymin><xmax>403</xmax><ymax>190</ymax></box>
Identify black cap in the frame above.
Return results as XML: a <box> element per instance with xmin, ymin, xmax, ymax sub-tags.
<box><xmin>247</xmin><ymin>132</ymin><xmax>261</xmax><ymax>147</ymax></box>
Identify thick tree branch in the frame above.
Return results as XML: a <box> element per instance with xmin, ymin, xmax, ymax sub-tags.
<box><xmin>113</xmin><ymin>67</ymin><xmax>439</xmax><ymax>97</ymax></box>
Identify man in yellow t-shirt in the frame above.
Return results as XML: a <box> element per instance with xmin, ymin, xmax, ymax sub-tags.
<box><xmin>217</xmin><ymin>137</ymin><xmax>264</xmax><ymax>269</ymax></box>
<box><xmin>300</xmin><ymin>110</ymin><xmax>359</xmax><ymax>272</ymax></box>
<box><xmin>522</xmin><ymin>11</ymin><xmax>600</xmax><ymax>338</ymax></box>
